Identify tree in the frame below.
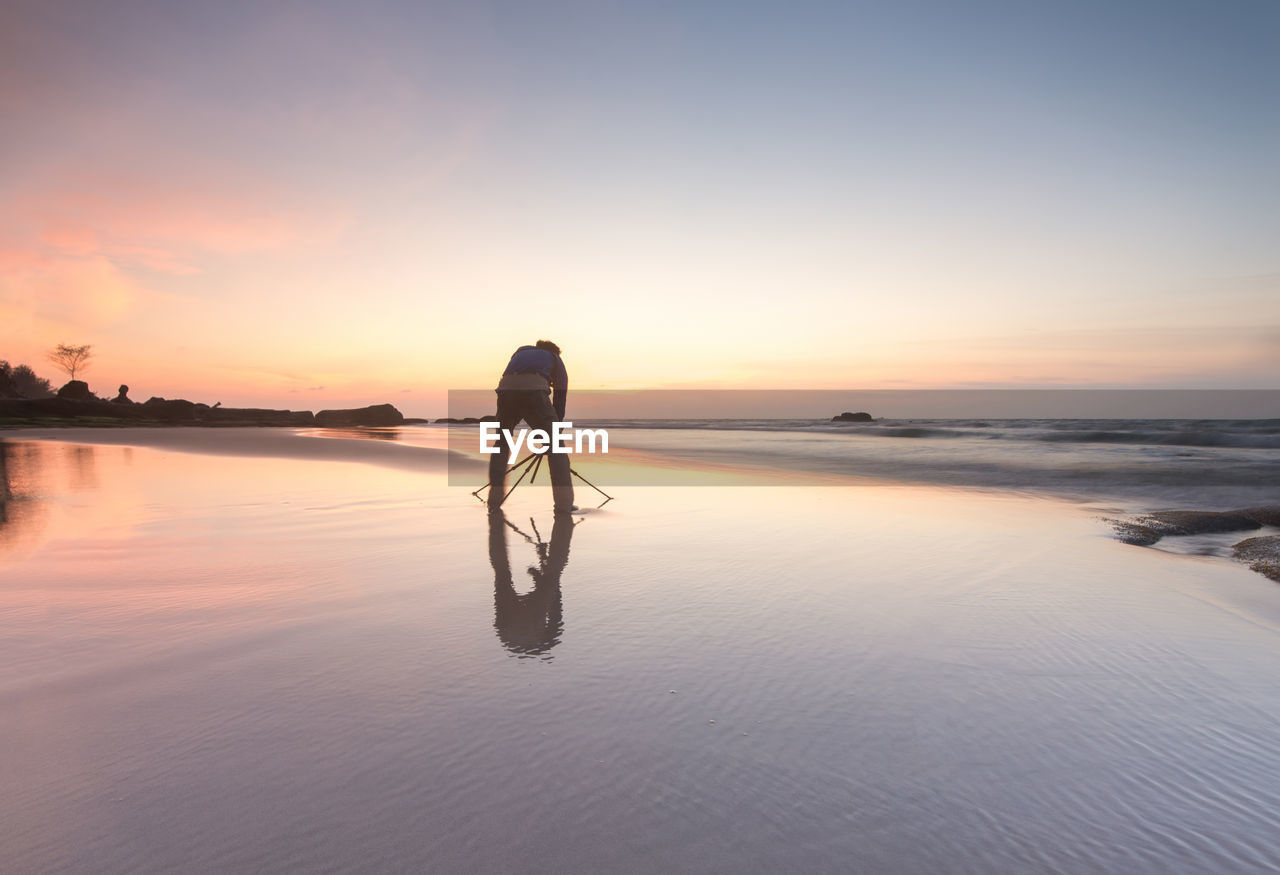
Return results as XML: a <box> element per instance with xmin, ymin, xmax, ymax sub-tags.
<box><xmin>12</xmin><ymin>364</ymin><xmax>53</xmax><ymax>397</ymax></box>
<box><xmin>47</xmin><ymin>343</ymin><xmax>93</xmax><ymax>381</ymax></box>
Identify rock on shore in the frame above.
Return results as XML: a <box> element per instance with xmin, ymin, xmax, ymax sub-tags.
<box><xmin>0</xmin><ymin>380</ymin><xmax>423</xmax><ymax>428</ymax></box>
<box><xmin>1109</xmin><ymin>506</ymin><xmax>1280</xmax><ymax>582</ymax></box>
<box><xmin>0</xmin><ymin>396</ymin><xmax>316</xmax><ymax>427</ymax></box>
<box><xmin>832</xmin><ymin>411</ymin><xmax>874</xmax><ymax>422</ymax></box>
<box><xmin>1112</xmin><ymin>509</ymin><xmax>1266</xmax><ymax>545</ymax></box>
<box><xmin>1233</xmin><ymin>536</ymin><xmax>1280</xmax><ymax>582</ymax></box>
<box><xmin>57</xmin><ymin>380</ymin><xmax>96</xmax><ymax>401</ymax></box>
<box><xmin>205</xmin><ymin>407</ymin><xmax>315</xmax><ymax>426</ymax></box>
<box><xmin>315</xmin><ymin>404</ymin><xmax>405</xmax><ymax>427</ymax></box>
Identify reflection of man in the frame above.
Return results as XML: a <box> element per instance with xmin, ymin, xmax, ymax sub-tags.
<box><xmin>488</xmin><ymin>509</ymin><xmax>575</xmax><ymax>657</ymax></box>
<box><xmin>488</xmin><ymin>340</ymin><xmax>575</xmax><ymax>512</ymax></box>
<box><xmin>0</xmin><ymin>442</ymin><xmax>12</xmax><ymax>523</ymax></box>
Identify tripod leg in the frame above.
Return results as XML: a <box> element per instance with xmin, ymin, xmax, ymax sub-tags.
<box><xmin>473</xmin><ymin>451</ymin><xmax>539</xmax><ymax>497</ymax></box>
<box><xmin>508</xmin><ymin>452</ymin><xmax>539</xmax><ymax>476</ymax></box>
<box><xmin>495</xmin><ymin>456</ymin><xmax>540</xmax><ymax>508</ymax></box>
<box><xmin>569</xmin><ymin>467</ymin><xmax>614</xmax><ymax>501</ymax></box>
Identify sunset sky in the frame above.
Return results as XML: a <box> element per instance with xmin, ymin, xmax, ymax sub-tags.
<box><xmin>2</xmin><ymin>0</ymin><xmax>1277</xmax><ymax>415</ymax></box>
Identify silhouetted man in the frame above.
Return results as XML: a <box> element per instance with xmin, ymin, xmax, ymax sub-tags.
<box><xmin>488</xmin><ymin>340</ymin><xmax>575</xmax><ymax>512</ymax></box>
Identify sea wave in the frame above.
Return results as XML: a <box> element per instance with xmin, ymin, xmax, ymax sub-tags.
<box><xmin>427</xmin><ymin>417</ymin><xmax>1280</xmax><ymax>507</ymax></box>
<box><xmin>556</xmin><ymin>418</ymin><xmax>1280</xmax><ymax>507</ymax></box>
<box><xmin>580</xmin><ymin>418</ymin><xmax>1280</xmax><ymax>449</ymax></box>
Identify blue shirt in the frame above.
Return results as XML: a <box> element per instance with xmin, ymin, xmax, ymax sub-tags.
<box><xmin>502</xmin><ymin>346</ymin><xmax>568</xmax><ymax>419</ymax></box>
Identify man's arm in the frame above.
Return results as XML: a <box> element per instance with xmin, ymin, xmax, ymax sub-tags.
<box><xmin>552</xmin><ymin>354</ymin><xmax>568</xmax><ymax>420</ymax></box>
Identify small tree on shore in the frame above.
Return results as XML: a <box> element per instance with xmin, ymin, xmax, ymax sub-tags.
<box><xmin>47</xmin><ymin>343</ymin><xmax>93</xmax><ymax>381</ymax></box>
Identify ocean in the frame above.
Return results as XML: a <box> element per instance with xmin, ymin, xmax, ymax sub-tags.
<box><xmin>445</xmin><ymin>418</ymin><xmax>1280</xmax><ymax>509</ymax></box>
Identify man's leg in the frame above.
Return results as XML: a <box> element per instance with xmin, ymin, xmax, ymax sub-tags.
<box><xmin>487</xmin><ymin>392</ymin><xmax>522</xmax><ymax>506</ymax></box>
<box><xmin>524</xmin><ymin>392</ymin><xmax>575</xmax><ymax>511</ymax></box>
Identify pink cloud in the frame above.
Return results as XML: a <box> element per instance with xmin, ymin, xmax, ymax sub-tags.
<box><xmin>0</xmin><ymin>246</ymin><xmax>140</xmax><ymax>332</ymax></box>
<box><xmin>11</xmin><ymin>175</ymin><xmax>343</xmax><ymax>275</ymax></box>
<box><xmin>0</xmin><ymin>165</ymin><xmax>348</xmax><ymax>384</ymax></box>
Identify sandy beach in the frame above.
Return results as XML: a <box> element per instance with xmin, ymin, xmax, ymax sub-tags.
<box><xmin>3</xmin><ymin>427</ymin><xmax>1280</xmax><ymax>872</ymax></box>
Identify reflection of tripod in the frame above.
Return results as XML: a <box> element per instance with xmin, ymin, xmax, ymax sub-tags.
<box><xmin>472</xmin><ymin>450</ymin><xmax>613</xmax><ymax>509</ymax></box>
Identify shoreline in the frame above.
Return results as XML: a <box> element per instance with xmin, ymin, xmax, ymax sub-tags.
<box><xmin>5</xmin><ymin>425</ymin><xmax>1278</xmax><ymax>586</ymax></box>
<box><xmin>0</xmin><ymin>394</ymin><xmax>429</xmax><ymax>430</ymax></box>
<box><xmin>2</xmin><ymin>426</ymin><xmax>482</xmax><ymax>474</ymax></box>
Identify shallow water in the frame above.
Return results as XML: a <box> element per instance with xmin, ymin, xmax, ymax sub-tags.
<box><xmin>4</xmin><ymin>435</ymin><xmax>1280</xmax><ymax>873</ymax></box>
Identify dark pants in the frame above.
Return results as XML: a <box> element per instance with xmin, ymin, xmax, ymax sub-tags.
<box><xmin>488</xmin><ymin>389</ymin><xmax>574</xmax><ymax>509</ymax></box>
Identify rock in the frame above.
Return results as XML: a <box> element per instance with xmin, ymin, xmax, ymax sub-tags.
<box><xmin>315</xmin><ymin>403</ymin><xmax>404</xmax><ymax>427</ymax></box>
<box><xmin>1232</xmin><ymin>535</ymin><xmax>1280</xmax><ymax>582</ymax></box>
<box><xmin>1110</xmin><ymin>521</ymin><xmax>1162</xmax><ymax>546</ymax></box>
<box><xmin>141</xmin><ymin>397</ymin><xmax>198</xmax><ymax>422</ymax></box>
<box><xmin>1240</xmin><ymin>506</ymin><xmax>1280</xmax><ymax>528</ymax></box>
<box><xmin>435</xmin><ymin>417</ymin><xmax>482</xmax><ymax>424</ymax></box>
<box><xmin>1135</xmin><ymin>510</ymin><xmax>1262</xmax><ymax>538</ymax></box>
<box><xmin>0</xmin><ymin>396</ymin><xmax>147</xmax><ymax>421</ymax></box>
<box><xmin>56</xmin><ymin>380</ymin><xmax>95</xmax><ymax>401</ymax></box>
<box><xmin>204</xmin><ymin>407</ymin><xmax>315</xmax><ymax>426</ymax></box>
<box><xmin>832</xmin><ymin>411</ymin><xmax>874</xmax><ymax>422</ymax></box>
<box><xmin>0</xmin><ymin>394</ymin><xmax>311</xmax><ymax>426</ymax></box>
<box><xmin>1111</xmin><ymin>508</ymin><xmax>1272</xmax><ymax>548</ymax></box>
<box><xmin>112</xmin><ymin>384</ymin><xmax>134</xmax><ymax>404</ymax></box>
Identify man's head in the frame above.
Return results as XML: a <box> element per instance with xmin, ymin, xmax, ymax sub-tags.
<box><xmin>535</xmin><ymin>339</ymin><xmax>561</xmax><ymax>356</ymax></box>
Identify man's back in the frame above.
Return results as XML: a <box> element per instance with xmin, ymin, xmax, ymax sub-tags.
<box><xmin>499</xmin><ymin>343</ymin><xmax>568</xmax><ymax>420</ymax></box>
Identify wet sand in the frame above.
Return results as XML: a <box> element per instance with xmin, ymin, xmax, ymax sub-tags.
<box><xmin>3</xmin><ymin>429</ymin><xmax>1280</xmax><ymax>873</ymax></box>
<box><xmin>7</xmin><ymin>426</ymin><xmax>484</xmax><ymax>474</ymax></box>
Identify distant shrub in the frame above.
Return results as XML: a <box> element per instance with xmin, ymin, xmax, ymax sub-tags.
<box><xmin>12</xmin><ymin>364</ymin><xmax>53</xmax><ymax>397</ymax></box>
<box><xmin>0</xmin><ymin>360</ymin><xmax>55</xmax><ymax>397</ymax></box>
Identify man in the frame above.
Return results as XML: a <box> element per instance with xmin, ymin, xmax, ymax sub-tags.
<box><xmin>488</xmin><ymin>340</ymin><xmax>575</xmax><ymax>512</ymax></box>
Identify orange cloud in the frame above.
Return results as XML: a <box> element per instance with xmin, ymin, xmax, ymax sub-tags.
<box><xmin>0</xmin><ymin>170</ymin><xmax>346</xmax><ymax>365</ymax></box>
<box><xmin>9</xmin><ymin>255</ymin><xmax>136</xmax><ymax>325</ymax></box>
<box><xmin>12</xmin><ymin>175</ymin><xmax>343</xmax><ymax>275</ymax></box>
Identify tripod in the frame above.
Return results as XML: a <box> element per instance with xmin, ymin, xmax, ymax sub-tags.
<box><xmin>472</xmin><ymin>449</ymin><xmax>614</xmax><ymax>509</ymax></box>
